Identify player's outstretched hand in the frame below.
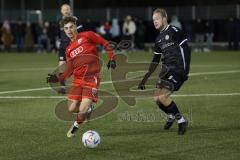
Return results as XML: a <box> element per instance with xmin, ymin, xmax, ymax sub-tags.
<box><xmin>138</xmin><ymin>83</ymin><xmax>146</xmax><ymax>90</ymax></box>
<box><xmin>107</xmin><ymin>60</ymin><xmax>116</xmax><ymax>69</ymax></box>
<box><xmin>46</xmin><ymin>74</ymin><xmax>59</xmax><ymax>83</ymax></box>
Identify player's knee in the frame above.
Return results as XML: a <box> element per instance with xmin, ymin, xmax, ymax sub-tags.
<box><xmin>154</xmin><ymin>93</ymin><xmax>165</xmax><ymax>102</ymax></box>
<box><xmin>157</xmin><ymin>94</ymin><xmax>167</xmax><ymax>103</ymax></box>
<box><xmin>153</xmin><ymin>95</ymin><xmax>159</xmax><ymax>102</ymax></box>
<box><xmin>68</xmin><ymin>104</ymin><xmax>78</xmax><ymax>113</ymax></box>
<box><xmin>68</xmin><ymin>107</ymin><xmax>76</xmax><ymax>113</ymax></box>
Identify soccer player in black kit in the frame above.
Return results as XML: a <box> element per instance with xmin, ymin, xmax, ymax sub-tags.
<box><xmin>58</xmin><ymin>4</ymin><xmax>83</xmax><ymax>94</ymax></box>
<box><xmin>138</xmin><ymin>8</ymin><xmax>191</xmax><ymax>135</ymax></box>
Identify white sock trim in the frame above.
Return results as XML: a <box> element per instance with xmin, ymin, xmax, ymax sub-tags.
<box><xmin>168</xmin><ymin>114</ymin><xmax>175</xmax><ymax>119</ymax></box>
<box><xmin>73</xmin><ymin>121</ymin><xmax>80</xmax><ymax>128</ymax></box>
<box><xmin>87</xmin><ymin>106</ymin><xmax>93</xmax><ymax>114</ymax></box>
<box><xmin>177</xmin><ymin>117</ymin><xmax>186</xmax><ymax>123</ymax></box>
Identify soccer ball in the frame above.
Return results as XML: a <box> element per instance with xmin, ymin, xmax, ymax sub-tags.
<box><xmin>82</xmin><ymin>130</ymin><xmax>100</xmax><ymax>148</ymax></box>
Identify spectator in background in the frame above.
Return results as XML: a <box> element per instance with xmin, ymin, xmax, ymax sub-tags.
<box><xmin>110</xmin><ymin>18</ymin><xmax>120</xmax><ymax>43</ymax></box>
<box><xmin>14</xmin><ymin>18</ymin><xmax>26</xmax><ymax>52</ymax></box>
<box><xmin>122</xmin><ymin>15</ymin><xmax>136</xmax><ymax>48</ymax></box>
<box><xmin>48</xmin><ymin>22</ymin><xmax>58</xmax><ymax>52</ymax></box>
<box><xmin>36</xmin><ymin>21</ymin><xmax>50</xmax><ymax>53</ymax></box>
<box><xmin>98</xmin><ymin>22</ymin><xmax>106</xmax><ymax>37</ymax></box>
<box><xmin>24</xmin><ymin>22</ymin><xmax>34</xmax><ymax>51</ymax></box>
<box><xmin>236</xmin><ymin>18</ymin><xmax>240</xmax><ymax>50</ymax></box>
<box><xmin>184</xmin><ymin>21</ymin><xmax>194</xmax><ymax>42</ymax></box>
<box><xmin>1</xmin><ymin>21</ymin><xmax>13</xmax><ymax>52</ymax></box>
<box><xmin>36</xmin><ymin>22</ymin><xmax>43</xmax><ymax>52</ymax></box>
<box><xmin>97</xmin><ymin>22</ymin><xmax>106</xmax><ymax>53</ymax></box>
<box><xmin>227</xmin><ymin>17</ymin><xmax>234</xmax><ymax>50</ymax></box>
<box><xmin>204</xmin><ymin>20</ymin><xmax>214</xmax><ymax>52</ymax></box>
<box><xmin>194</xmin><ymin>18</ymin><xmax>205</xmax><ymax>52</ymax></box>
<box><xmin>43</xmin><ymin>21</ymin><xmax>50</xmax><ymax>52</ymax></box>
<box><xmin>227</xmin><ymin>17</ymin><xmax>239</xmax><ymax>50</ymax></box>
<box><xmin>135</xmin><ymin>19</ymin><xmax>146</xmax><ymax>50</ymax></box>
<box><xmin>98</xmin><ymin>21</ymin><xmax>111</xmax><ymax>39</ymax></box>
<box><xmin>170</xmin><ymin>15</ymin><xmax>182</xmax><ymax>29</ymax></box>
<box><xmin>103</xmin><ymin>21</ymin><xmax>112</xmax><ymax>40</ymax></box>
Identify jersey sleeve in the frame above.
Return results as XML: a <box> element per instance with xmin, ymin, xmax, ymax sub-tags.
<box><xmin>87</xmin><ymin>31</ymin><xmax>114</xmax><ymax>60</ymax></box>
<box><xmin>172</xmin><ymin>27</ymin><xmax>188</xmax><ymax>46</ymax></box>
<box><xmin>152</xmin><ymin>53</ymin><xmax>161</xmax><ymax>63</ymax></box>
<box><xmin>153</xmin><ymin>43</ymin><xmax>162</xmax><ymax>55</ymax></box>
<box><xmin>76</xmin><ymin>17</ymin><xmax>84</xmax><ymax>32</ymax></box>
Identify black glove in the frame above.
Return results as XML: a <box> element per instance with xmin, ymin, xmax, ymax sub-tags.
<box><xmin>107</xmin><ymin>60</ymin><xmax>116</xmax><ymax>69</ymax></box>
<box><xmin>46</xmin><ymin>74</ymin><xmax>59</xmax><ymax>83</ymax></box>
<box><xmin>138</xmin><ymin>83</ymin><xmax>146</xmax><ymax>90</ymax></box>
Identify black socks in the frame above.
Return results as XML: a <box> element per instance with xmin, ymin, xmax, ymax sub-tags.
<box><xmin>157</xmin><ymin>101</ymin><xmax>182</xmax><ymax>120</ymax></box>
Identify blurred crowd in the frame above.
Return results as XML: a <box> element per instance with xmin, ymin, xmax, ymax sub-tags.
<box><xmin>1</xmin><ymin>15</ymin><xmax>240</xmax><ymax>53</ymax></box>
<box><xmin>0</xmin><ymin>19</ymin><xmax>59</xmax><ymax>53</ymax></box>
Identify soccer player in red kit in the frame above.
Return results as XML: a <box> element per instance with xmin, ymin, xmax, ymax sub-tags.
<box><xmin>47</xmin><ymin>16</ymin><xmax>116</xmax><ymax>138</ymax></box>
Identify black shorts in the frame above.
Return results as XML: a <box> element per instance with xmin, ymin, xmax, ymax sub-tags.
<box><xmin>156</xmin><ymin>69</ymin><xmax>188</xmax><ymax>91</ymax></box>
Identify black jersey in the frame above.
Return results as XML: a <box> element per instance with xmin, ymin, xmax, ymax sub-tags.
<box><xmin>153</xmin><ymin>25</ymin><xmax>191</xmax><ymax>76</ymax></box>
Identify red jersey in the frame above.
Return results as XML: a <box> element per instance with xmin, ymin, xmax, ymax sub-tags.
<box><xmin>59</xmin><ymin>31</ymin><xmax>114</xmax><ymax>86</ymax></box>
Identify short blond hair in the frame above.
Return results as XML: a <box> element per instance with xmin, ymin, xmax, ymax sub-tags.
<box><xmin>61</xmin><ymin>4</ymin><xmax>70</xmax><ymax>9</ymax></box>
<box><xmin>153</xmin><ymin>8</ymin><xmax>168</xmax><ymax>19</ymax></box>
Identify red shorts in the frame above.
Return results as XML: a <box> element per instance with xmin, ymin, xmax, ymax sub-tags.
<box><xmin>68</xmin><ymin>84</ymin><xmax>98</xmax><ymax>102</ymax></box>
<box><xmin>68</xmin><ymin>76</ymin><xmax>99</xmax><ymax>102</ymax></box>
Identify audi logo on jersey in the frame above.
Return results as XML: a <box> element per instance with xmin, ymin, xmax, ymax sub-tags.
<box><xmin>70</xmin><ymin>46</ymin><xmax>84</xmax><ymax>58</ymax></box>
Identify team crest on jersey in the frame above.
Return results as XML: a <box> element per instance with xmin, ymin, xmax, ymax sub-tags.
<box><xmin>165</xmin><ymin>35</ymin><xmax>170</xmax><ymax>40</ymax></box>
<box><xmin>78</xmin><ymin>38</ymin><xmax>83</xmax><ymax>45</ymax></box>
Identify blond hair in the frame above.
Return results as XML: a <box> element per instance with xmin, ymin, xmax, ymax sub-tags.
<box><xmin>61</xmin><ymin>4</ymin><xmax>70</xmax><ymax>9</ymax></box>
<box><xmin>153</xmin><ymin>8</ymin><xmax>168</xmax><ymax>19</ymax></box>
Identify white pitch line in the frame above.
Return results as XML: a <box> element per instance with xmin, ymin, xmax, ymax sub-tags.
<box><xmin>190</xmin><ymin>64</ymin><xmax>240</xmax><ymax>68</ymax></box>
<box><xmin>0</xmin><ymin>67</ymin><xmax>55</xmax><ymax>72</ymax></box>
<box><xmin>0</xmin><ymin>70</ymin><xmax>239</xmax><ymax>95</ymax></box>
<box><xmin>171</xmin><ymin>93</ymin><xmax>240</xmax><ymax>97</ymax></box>
<box><xmin>0</xmin><ymin>93</ymin><xmax>240</xmax><ymax>99</ymax></box>
<box><xmin>0</xmin><ymin>64</ymin><xmax>239</xmax><ymax>72</ymax></box>
<box><xmin>189</xmin><ymin>70</ymin><xmax>240</xmax><ymax>76</ymax></box>
<box><xmin>126</xmin><ymin>70</ymin><xmax>240</xmax><ymax>80</ymax></box>
<box><xmin>0</xmin><ymin>80</ymin><xmax>114</xmax><ymax>95</ymax></box>
<box><xmin>0</xmin><ymin>87</ymin><xmax>52</xmax><ymax>95</ymax></box>
<box><xmin>0</xmin><ymin>96</ymin><xmax>65</xmax><ymax>99</ymax></box>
